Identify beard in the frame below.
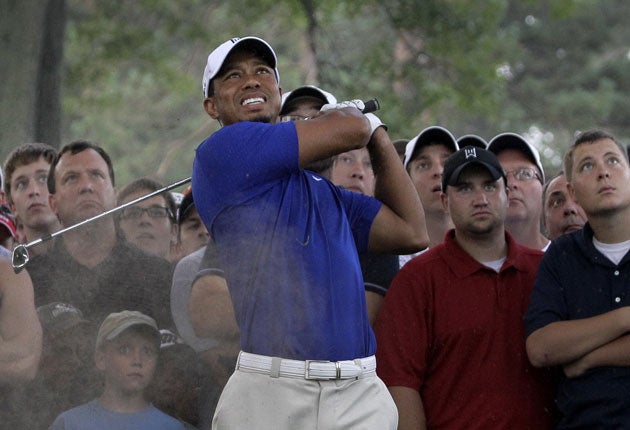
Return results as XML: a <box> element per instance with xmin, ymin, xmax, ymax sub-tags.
<box><xmin>250</xmin><ymin>113</ymin><xmax>274</xmax><ymax>123</ymax></box>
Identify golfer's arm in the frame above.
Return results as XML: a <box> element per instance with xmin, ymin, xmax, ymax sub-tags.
<box><xmin>189</xmin><ymin>274</ymin><xmax>239</xmax><ymax>340</ymax></box>
<box><xmin>295</xmin><ymin>108</ymin><xmax>370</xmax><ymax>167</ymax></box>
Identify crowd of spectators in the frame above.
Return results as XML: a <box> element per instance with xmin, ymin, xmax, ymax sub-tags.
<box><xmin>1</xmin><ymin>34</ymin><xmax>628</xmax><ymax>430</ymax></box>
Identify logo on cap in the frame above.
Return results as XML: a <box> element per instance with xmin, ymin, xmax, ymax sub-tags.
<box><xmin>464</xmin><ymin>147</ymin><xmax>477</xmax><ymax>159</ymax></box>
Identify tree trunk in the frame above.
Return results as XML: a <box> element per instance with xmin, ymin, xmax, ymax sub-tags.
<box><xmin>0</xmin><ymin>0</ymin><xmax>65</xmax><ymax>162</ymax></box>
<box><xmin>35</xmin><ymin>0</ymin><xmax>66</xmax><ymax>147</ymax></box>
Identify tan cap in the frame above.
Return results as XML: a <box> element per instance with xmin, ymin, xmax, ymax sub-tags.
<box><xmin>95</xmin><ymin>310</ymin><xmax>158</xmax><ymax>350</ymax></box>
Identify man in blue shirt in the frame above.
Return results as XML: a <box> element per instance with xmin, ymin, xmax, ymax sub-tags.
<box><xmin>192</xmin><ymin>36</ymin><xmax>428</xmax><ymax>429</ymax></box>
<box><xmin>525</xmin><ymin>129</ymin><xmax>630</xmax><ymax>428</ymax></box>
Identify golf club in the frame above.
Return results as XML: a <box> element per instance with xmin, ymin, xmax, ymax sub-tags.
<box><xmin>12</xmin><ymin>176</ymin><xmax>191</xmax><ymax>273</ymax></box>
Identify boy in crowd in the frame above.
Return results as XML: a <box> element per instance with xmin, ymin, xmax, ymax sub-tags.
<box><xmin>3</xmin><ymin>143</ymin><xmax>60</xmax><ymax>256</ymax></box>
<box><xmin>49</xmin><ymin>310</ymin><xmax>185</xmax><ymax>429</ymax></box>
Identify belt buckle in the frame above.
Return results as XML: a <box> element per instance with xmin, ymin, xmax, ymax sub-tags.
<box><xmin>304</xmin><ymin>360</ymin><xmax>338</xmax><ymax>380</ymax></box>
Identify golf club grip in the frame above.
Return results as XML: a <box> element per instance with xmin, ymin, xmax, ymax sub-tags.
<box><xmin>362</xmin><ymin>99</ymin><xmax>380</xmax><ymax>114</ymax></box>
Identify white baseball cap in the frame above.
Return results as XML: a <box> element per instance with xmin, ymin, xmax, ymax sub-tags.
<box><xmin>202</xmin><ymin>36</ymin><xmax>279</xmax><ymax>98</ymax></box>
<box><xmin>404</xmin><ymin>126</ymin><xmax>459</xmax><ymax>169</ymax></box>
<box><xmin>488</xmin><ymin>132</ymin><xmax>545</xmax><ymax>183</ymax></box>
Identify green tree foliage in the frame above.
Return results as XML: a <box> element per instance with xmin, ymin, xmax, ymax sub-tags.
<box><xmin>3</xmin><ymin>0</ymin><xmax>627</xmax><ymax>185</ymax></box>
<box><xmin>499</xmin><ymin>0</ymin><xmax>630</xmax><ymax>171</ymax></box>
<box><xmin>62</xmin><ymin>0</ymin><xmax>219</xmax><ymax>186</ymax></box>
<box><xmin>367</xmin><ymin>0</ymin><xmax>514</xmax><ymax>136</ymax></box>
<box><xmin>57</xmin><ymin>0</ymin><xmax>523</xmax><ymax>186</ymax></box>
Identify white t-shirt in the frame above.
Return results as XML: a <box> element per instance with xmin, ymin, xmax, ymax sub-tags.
<box><xmin>593</xmin><ymin>238</ymin><xmax>630</xmax><ymax>266</ymax></box>
<box><xmin>480</xmin><ymin>257</ymin><xmax>507</xmax><ymax>273</ymax></box>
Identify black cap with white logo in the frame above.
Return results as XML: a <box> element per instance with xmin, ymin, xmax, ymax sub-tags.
<box><xmin>442</xmin><ymin>146</ymin><xmax>506</xmax><ymax>191</ymax></box>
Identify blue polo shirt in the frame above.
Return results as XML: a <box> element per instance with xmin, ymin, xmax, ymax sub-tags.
<box><xmin>192</xmin><ymin>121</ymin><xmax>381</xmax><ymax>361</ymax></box>
<box><xmin>525</xmin><ymin>223</ymin><xmax>630</xmax><ymax>429</ymax></box>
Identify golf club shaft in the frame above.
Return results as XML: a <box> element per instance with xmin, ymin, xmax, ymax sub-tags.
<box><xmin>12</xmin><ymin>176</ymin><xmax>191</xmax><ymax>269</ymax></box>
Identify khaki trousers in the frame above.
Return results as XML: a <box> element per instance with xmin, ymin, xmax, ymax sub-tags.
<box><xmin>212</xmin><ymin>367</ymin><xmax>398</xmax><ymax>430</ymax></box>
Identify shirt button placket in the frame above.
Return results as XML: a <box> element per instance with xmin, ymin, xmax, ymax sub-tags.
<box><xmin>613</xmin><ymin>270</ymin><xmax>622</xmax><ymax>305</ymax></box>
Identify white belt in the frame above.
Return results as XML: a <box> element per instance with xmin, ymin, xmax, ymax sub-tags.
<box><xmin>236</xmin><ymin>351</ymin><xmax>376</xmax><ymax>380</ymax></box>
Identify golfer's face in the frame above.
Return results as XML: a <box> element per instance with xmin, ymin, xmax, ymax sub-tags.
<box><xmin>204</xmin><ymin>48</ymin><xmax>282</xmax><ymax>126</ymax></box>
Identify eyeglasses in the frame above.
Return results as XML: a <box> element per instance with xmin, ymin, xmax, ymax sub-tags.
<box><xmin>120</xmin><ymin>206</ymin><xmax>171</xmax><ymax>220</ymax></box>
<box><xmin>505</xmin><ymin>167</ymin><xmax>541</xmax><ymax>182</ymax></box>
<box><xmin>279</xmin><ymin>115</ymin><xmax>310</xmax><ymax>122</ymax></box>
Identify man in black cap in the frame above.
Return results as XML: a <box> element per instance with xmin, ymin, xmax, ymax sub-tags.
<box><xmin>457</xmin><ymin>134</ymin><xmax>488</xmax><ymax>149</ymax></box>
<box><xmin>375</xmin><ymin>146</ymin><xmax>555</xmax><ymax>429</ymax></box>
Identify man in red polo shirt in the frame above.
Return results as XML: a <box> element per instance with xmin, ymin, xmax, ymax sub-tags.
<box><xmin>375</xmin><ymin>146</ymin><xmax>555</xmax><ymax>429</ymax></box>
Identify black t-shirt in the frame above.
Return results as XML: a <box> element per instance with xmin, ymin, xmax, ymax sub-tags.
<box><xmin>360</xmin><ymin>252</ymin><xmax>399</xmax><ymax>296</ymax></box>
<box><xmin>27</xmin><ymin>238</ymin><xmax>174</xmax><ymax>329</ymax></box>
